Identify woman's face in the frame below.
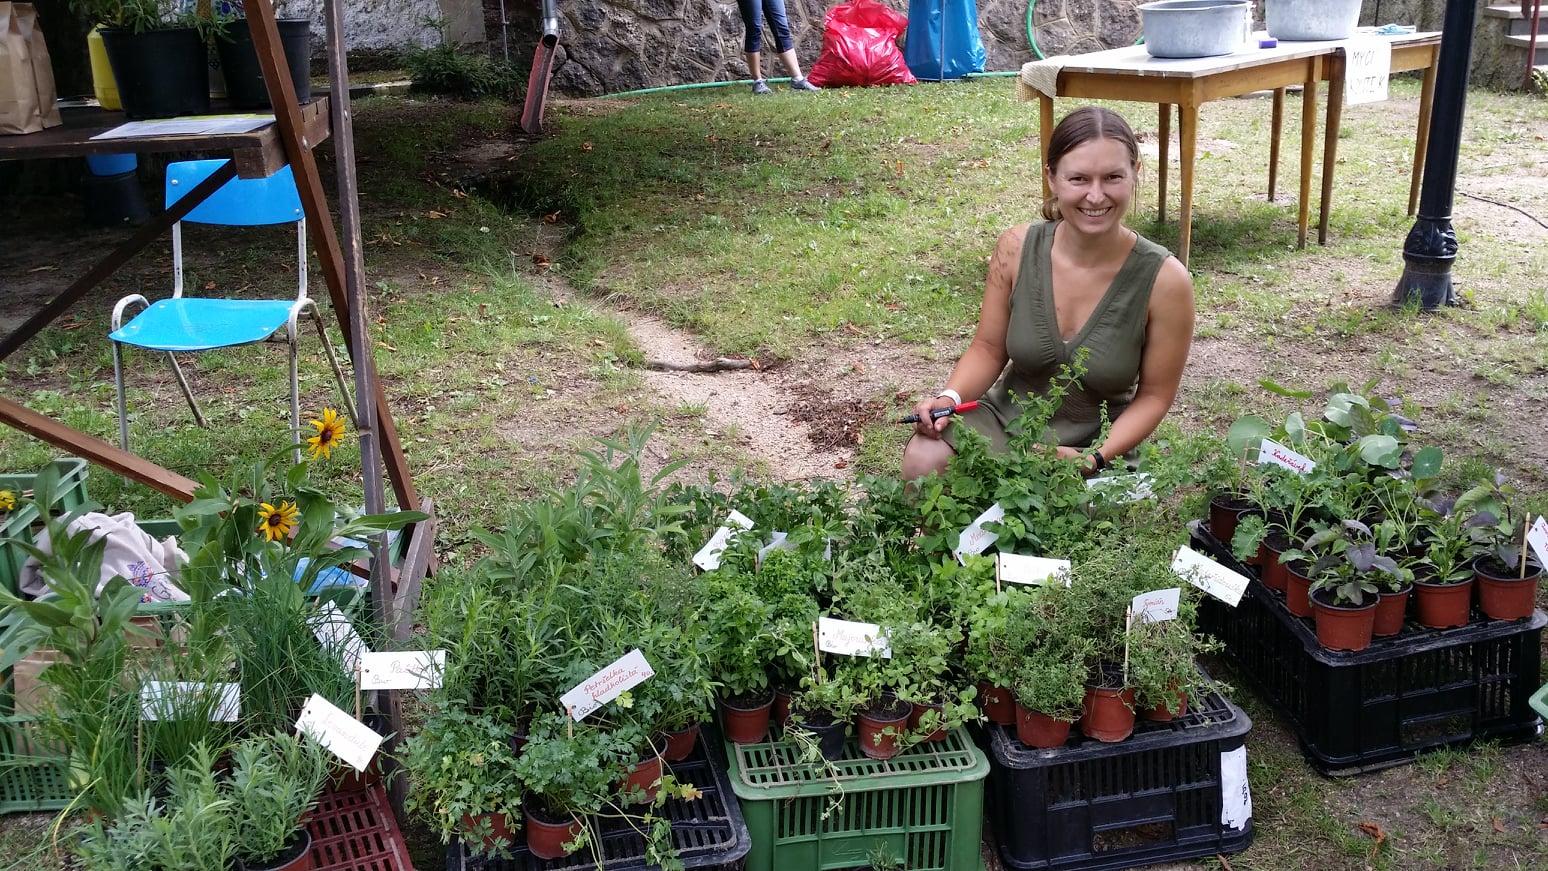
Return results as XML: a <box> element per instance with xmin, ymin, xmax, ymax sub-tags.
<box><xmin>1047</xmin><ymin>137</ymin><xmax>1137</xmax><ymax>236</ymax></box>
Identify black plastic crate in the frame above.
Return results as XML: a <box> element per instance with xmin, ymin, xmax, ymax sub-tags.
<box><xmin>1188</xmin><ymin>520</ymin><xmax>1546</xmax><ymax>775</ymax></box>
<box><xmin>448</xmin><ymin>727</ymin><xmax>750</xmax><ymax>871</ymax></box>
<box><xmin>984</xmin><ymin>680</ymin><xmax>1253</xmax><ymax>871</ymax></box>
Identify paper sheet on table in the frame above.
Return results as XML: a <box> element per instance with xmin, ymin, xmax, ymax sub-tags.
<box><xmin>91</xmin><ymin>114</ymin><xmax>274</xmax><ymax>140</ymax></box>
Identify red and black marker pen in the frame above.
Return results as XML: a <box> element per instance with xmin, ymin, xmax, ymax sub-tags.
<box><xmin>899</xmin><ymin>401</ymin><xmax>979</xmax><ymax>424</ymax></box>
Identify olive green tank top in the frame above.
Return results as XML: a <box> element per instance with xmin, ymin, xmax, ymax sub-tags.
<box><xmin>958</xmin><ymin>221</ymin><xmax>1171</xmax><ymax>451</ymax></box>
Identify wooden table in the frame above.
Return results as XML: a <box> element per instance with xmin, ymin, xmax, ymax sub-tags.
<box><xmin>1025</xmin><ymin>32</ymin><xmax>1440</xmax><ymax>264</ymax></box>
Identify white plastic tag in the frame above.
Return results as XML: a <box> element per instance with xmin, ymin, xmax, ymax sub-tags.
<box><xmin>1085</xmin><ymin>472</ymin><xmax>1155</xmax><ymax>503</ymax></box>
<box><xmin>1172</xmin><ymin>546</ymin><xmax>1249</xmax><ymax>607</ymax></box>
<box><xmin>309</xmin><ymin>601</ymin><xmax>368</xmax><ymax>674</ymax></box>
<box><xmin>818</xmin><ymin>617</ymin><xmax>892</xmax><ymax>658</ymax></box>
<box><xmin>692</xmin><ymin>510</ymin><xmax>755</xmax><ymax>571</ymax></box>
<box><xmin>1130</xmin><ymin>588</ymin><xmax>1181</xmax><ymax>624</ymax></box>
<box><xmin>996</xmin><ymin>553</ymin><xmax>1072</xmax><ymax>587</ymax></box>
<box><xmin>140</xmin><ymin>681</ymin><xmax>241</xmax><ymax>722</ymax></box>
<box><xmin>358</xmin><ymin>650</ymin><xmax>446</xmax><ymax>691</ymax></box>
<box><xmin>954</xmin><ymin>503</ymin><xmax>1004</xmax><ymax>563</ymax></box>
<box><xmin>1258</xmin><ymin>439</ymin><xmax>1316</xmax><ymax>474</ymax></box>
<box><xmin>560</xmin><ymin>649</ymin><xmax>655</xmax><ymax>721</ymax></box>
<box><xmin>1219</xmin><ymin>745</ymin><xmax>1252</xmax><ymax>830</ymax></box>
<box><xmin>296</xmin><ymin>693</ymin><xmax>382</xmax><ymax>772</ymax></box>
<box><xmin>1527</xmin><ymin>516</ymin><xmax>1548</xmax><ymax>569</ymax></box>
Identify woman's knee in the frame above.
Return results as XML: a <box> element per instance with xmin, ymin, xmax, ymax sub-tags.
<box><xmin>738</xmin><ymin>0</ymin><xmax>763</xmax><ymax>51</ymax></box>
<box><xmin>762</xmin><ymin>0</ymin><xmax>794</xmax><ymax>51</ymax></box>
<box><xmin>902</xmin><ymin>435</ymin><xmax>953</xmax><ymax>480</ymax></box>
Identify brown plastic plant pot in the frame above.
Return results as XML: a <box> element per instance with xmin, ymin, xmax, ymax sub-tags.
<box><xmin>617</xmin><ymin>750</ymin><xmax>663</xmax><ymax>804</ymax></box>
<box><xmin>907</xmin><ymin>700</ymin><xmax>948</xmax><ymax>742</ymax></box>
<box><xmin>1372</xmin><ymin>584</ymin><xmax>1413</xmax><ymax>637</ymax></box>
<box><xmin>457</xmin><ymin>812</ymin><xmax>517</xmax><ymax>857</ymax></box>
<box><xmin>1014</xmin><ymin>703</ymin><xmax>1073</xmax><ymax>749</ymax></box>
<box><xmin>1260</xmin><ymin>533</ymin><xmax>1292</xmax><ymax>592</ymax></box>
<box><xmin>1141</xmin><ymin>687</ymin><xmax>1189</xmax><ymax>722</ymax></box>
<box><xmin>1414</xmin><ymin>577</ymin><xmax>1474</xmax><ymax>629</ymax></box>
<box><xmin>1079</xmin><ymin>684</ymin><xmax>1137</xmax><ymax>743</ymax></box>
<box><xmin>773</xmin><ymin>686</ymin><xmax>794</xmax><ymax>726</ymax></box>
<box><xmin>976</xmin><ymin>681</ymin><xmax>1016</xmax><ymax>726</ymax></box>
<box><xmin>1474</xmin><ymin>556</ymin><xmax>1542</xmax><ymax>622</ymax></box>
<box><xmin>525</xmin><ymin>803</ymin><xmax>584</xmax><ymax>860</ymax></box>
<box><xmin>1208</xmin><ymin>491</ymin><xmax>1254</xmax><ymax>546</ymax></box>
<box><xmin>239</xmin><ymin>830</ymin><xmax>313</xmax><ymax>871</ymax></box>
<box><xmin>857</xmin><ymin>697</ymin><xmax>912</xmax><ymax>760</ymax></box>
<box><xmin>1310</xmin><ymin>589</ymin><xmax>1378</xmax><ymax>652</ymax></box>
<box><xmin>1285</xmin><ymin>562</ymin><xmax>1315</xmax><ymax>618</ymax></box>
<box><xmin>719</xmin><ymin>689</ymin><xmax>775</xmax><ymax>744</ymax></box>
<box><xmin>661</xmin><ymin>724</ymin><xmax>700</xmax><ymax>762</ymax></box>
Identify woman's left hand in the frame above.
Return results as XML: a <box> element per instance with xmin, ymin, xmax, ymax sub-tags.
<box><xmin>1054</xmin><ymin>446</ymin><xmax>1082</xmax><ymax>461</ymax></box>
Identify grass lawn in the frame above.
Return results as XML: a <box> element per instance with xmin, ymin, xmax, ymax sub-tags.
<box><xmin>2</xmin><ymin>72</ymin><xmax>1547</xmax><ymax>871</ymax></box>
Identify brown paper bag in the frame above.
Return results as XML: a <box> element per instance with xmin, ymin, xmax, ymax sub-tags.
<box><xmin>0</xmin><ymin>1</ymin><xmax>61</xmax><ymax>135</ymax></box>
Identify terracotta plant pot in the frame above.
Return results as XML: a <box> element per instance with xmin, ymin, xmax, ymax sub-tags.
<box><xmin>976</xmin><ymin>681</ymin><xmax>1016</xmax><ymax>726</ymax></box>
<box><xmin>525</xmin><ymin>802</ymin><xmax>584</xmax><ymax>861</ymax></box>
<box><xmin>1080</xmin><ymin>681</ymin><xmax>1137</xmax><ymax>743</ymax></box>
<box><xmin>1474</xmin><ymin>556</ymin><xmax>1542</xmax><ymax>622</ymax></box>
<box><xmin>457</xmin><ymin>812</ymin><xmax>516</xmax><ymax>856</ymax></box>
<box><xmin>240</xmin><ymin>830</ymin><xmax>313</xmax><ymax>871</ymax></box>
<box><xmin>1260</xmin><ymin>533</ymin><xmax>1291</xmax><ymax>592</ymax></box>
<box><xmin>661</xmin><ymin>724</ymin><xmax>700</xmax><ymax>762</ymax></box>
<box><xmin>789</xmin><ymin>709</ymin><xmax>847</xmax><ymax>760</ymax></box>
<box><xmin>1311</xmin><ymin>588</ymin><xmax>1378</xmax><ymax>652</ymax></box>
<box><xmin>618</xmin><ymin>749</ymin><xmax>663</xmax><ymax>804</ymax></box>
<box><xmin>1285</xmin><ymin>562</ymin><xmax>1314</xmax><ymax>618</ymax></box>
<box><xmin>1414</xmin><ymin>577</ymin><xmax>1474</xmax><ymax>629</ymax></box>
<box><xmin>1141</xmin><ymin>688</ymin><xmax>1189</xmax><ymax>722</ymax></box>
<box><xmin>857</xmin><ymin>696</ymin><xmax>912</xmax><ymax>760</ymax></box>
<box><xmin>773</xmin><ymin>686</ymin><xmax>794</xmax><ymax>726</ymax></box>
<box><xmin>907</xmin><ymin>701</ymin><xmax>948</xmax><ymax>742</ymax></box>
<box><xmin>1372</xmin><ymin>584</ymin><xmax>1412</xmax><ymax>637</ymax></box>
<box><xmin>719</xmin><ymin>689</ymin><xmax>774</xmax><ymax>744</ymax></box>
<box><xmin>1014</xmin><ymin>703</ymin><xmax>1073</xmax><ymax>749</ymax></box>
<box><xmin>1208</xmin><ymin>490</ymin><xmax>1254</xmax><ymax>546</ymax></box>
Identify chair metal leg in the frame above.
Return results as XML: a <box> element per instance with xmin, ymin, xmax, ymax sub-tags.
<box><xmin>311</xmin><ymin>308</ymin><xmax>357</xmax><ymax>427</ymax></box>
<box><xmin>113</xmin><ymin>342</ymin><xmax>130</xmax><ymax>451</ymax></box>
<box><xmin>166</xmin><ymin>352</ymin><xmax>208</xmax><ymax>428</ymax></box>
<box><xmin>289</xmin><ymin>335</ymin><xmax>302</xmax><ymax>465</ymax></box>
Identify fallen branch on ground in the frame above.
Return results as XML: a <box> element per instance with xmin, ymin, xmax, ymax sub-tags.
<box><xmin>643</xmin><ymin>358</ymin><xmax>759</xmax><ymax>373</ymax></box>
<box><xmin>1459</xmin><ymin>191</ymin><xmax>1548</xmax><ymax>231</ymax></box>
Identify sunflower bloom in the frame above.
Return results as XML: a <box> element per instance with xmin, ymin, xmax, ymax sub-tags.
<box><xmin>0</xmin><ymin>490</ymin><xmax>14</xmax><ymax>513</ymax></box>
<box><xmin>306</xmin><ymin>408</ymin><xmax>347</xmax><ymax>461</ymax></box>
<box><xmin>257</xmin><ymin>500</ymin><xmax>299</xmax><ymax>542</ymax></box>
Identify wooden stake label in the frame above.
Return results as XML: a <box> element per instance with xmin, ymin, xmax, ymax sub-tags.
<box><xmin>359</xmin><ymin>651</ymin><xmax>446</xmax><ymax>691</ymax></box>
<box><xmin>996</xmin><ymin>553</ymin><xmax>1071</xmax><ymax>588</ymax></box>
<box><xmin>1172</xmin><ymin>546</ymin><xmax>1249</xmax><ymax>607</ymax></box>
<box><xmin>296</xmin><ymin>693</ymin><xmax>383</xmax><ymax>772</ymax></box>
<box><xmin>1258</xmin><ymin>439</ymin><xmax>1316</xmax><ymax>474</ymax></box>
<box><xmin>954</xmin><ymin>503</ymin><xmax>1004</xmax><ymax>563</ymax></box>
<box><xmin>560</xmin><ymin>649</ymin><xmax>655</xmax><ymax>721</ymax></box>
<box><xmin>693</xmin><ymin>510</ymin><xmax>755</xmax><ymax>571</ymax></box>
<box><xmin>817</xmin><ymin>617</ymin><xmax>892</xmax><ymax>658</ymax></box>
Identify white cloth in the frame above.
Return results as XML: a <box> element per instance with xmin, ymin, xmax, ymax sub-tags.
<box><xmin>20</xmin><ymin>512</ymin><xmax>189</xmax><ymax>603</ymax></box>
<box><xmin>1018</xmin><ymin>57</ymin><xmax>1068</xmax><ymax>102</ymax></box>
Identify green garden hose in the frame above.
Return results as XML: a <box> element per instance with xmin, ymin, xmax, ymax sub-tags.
<box><xmin>1026</xmin><ymin>0</ymin><xmax>1144</xmax><ymax>60</ymax></box>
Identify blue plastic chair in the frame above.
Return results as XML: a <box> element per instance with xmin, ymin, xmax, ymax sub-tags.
<box><xmin>109</xmin><ymin>160</ymin><xmax>355</xmax><ymax>460</ymax></box>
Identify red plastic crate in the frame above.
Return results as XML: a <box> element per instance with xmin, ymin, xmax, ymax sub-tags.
<box><xmin>309</xmin><ymin>783</ymin><xmax>416</xmax><ymax>871</ymax></box>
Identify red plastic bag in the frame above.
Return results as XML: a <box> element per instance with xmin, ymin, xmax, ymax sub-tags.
<box><xmin>807</xmin><ymin>0</ymin><xmax>917</xmax><ymax>88</ymax></box>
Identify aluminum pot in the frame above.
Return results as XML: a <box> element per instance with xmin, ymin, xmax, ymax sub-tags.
<box><xmin>1140</xmin><ymin>0</ymin><xmax>1252</xmax><ymax>59</ymax></box>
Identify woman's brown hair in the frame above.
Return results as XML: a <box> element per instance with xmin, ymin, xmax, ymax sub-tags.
<box><xmin>1040</xmin><ymin>107</ymin><xmax>1141</xmax><ymax>222</ymax></box>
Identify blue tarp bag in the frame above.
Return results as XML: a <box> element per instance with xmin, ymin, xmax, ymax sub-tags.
<box><xmin>902</xmin><ymin>0</ymin><xmax>986</xmax><ymax>80</ymax></box>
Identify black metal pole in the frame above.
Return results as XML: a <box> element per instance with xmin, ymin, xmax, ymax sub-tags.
<box><xmin>1394</xmin><ymin>0</ymin><xmax>1478</xmax><ymax>310</ymax></box>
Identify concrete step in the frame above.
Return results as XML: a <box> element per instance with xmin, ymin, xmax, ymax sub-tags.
<box><xmin>1484</xmin><ymin>4</ymin><xmax>1547</xmax><ymax>36</ymax></box>
<box><xmin>1504</xmin><ymin>32</ymin><xmax>1548</xmax><ymax>64</ymax></box>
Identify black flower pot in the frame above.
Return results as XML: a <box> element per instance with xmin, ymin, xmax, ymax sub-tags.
<box><xmin>99</xmin><ymin>27</ymin><xmax>210</xmax><ymax>119</ymax></box>
<box><xmin>790</xmin><ymin>709</ymin><xmax>846</xmax><ymax>761</ymax></box>
<box><xmin>216</xmin><ymin>18</ymin><xmax>312</xmax><ymax>109</ymax></box>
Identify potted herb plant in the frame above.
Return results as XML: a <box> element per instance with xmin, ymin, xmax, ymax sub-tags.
<box><xmin>74</xmin><ymin>0</ymin><xmax>213</xmax><ymax>118</ymax></box>
<box><xmin>787</xmin><ymin>668</ymin><xmax>863</xmax><ymax>761</ymax></box>
<box><xmin>76</xmin><ymin>744</ymin><xmax>235</xmax><ymax>870</ymax></box>
<box><xmin>214</xmin><ymin>0</ymin><xmax>313</xmax><ymax>109</ymax></box>
<box><xmin>965</xmin><ymin>590</ymin><xmax>1018</xmax><ymax>726</ymax></box>
<box><xmin>513</xmin><ymin>713</ymin><xmax>631</xmax><ymax>860</ymax></box>
<box><xmin>1413</xmin><ymin>499</ymin><xmax>1481</xmax><ymax>629</ymax></box>
<box><xmin>228</xmin><ymin>732</ymin><xmax>329</xmax><ymax>871</ymax></box>
<box><xmin>701</xmin><ymin>576</ymin><xmax>777</xmax><ymax>744</ymax></box>
<box><xmin>889</xmin><ymin>618</ymin><xmax>974</xmax><ymax>743</ymax></box>
<box><xmin>1010</xmin><ymin>643</ymin><xmax>1087</xmax><ymax>749</ymax></box>
<box><xmin>402</xmin><ymin>706</ymin><xmax>523</xmax><ymax>858</ymax></box>
<box><xmin>1306</xmin><ymin>539</ymin><xmax>1399</xmax><ymax>652</ymax></box>
<box><xmin>1127</xmin><ymin>614</ymin><xmax>1215</xmax><ymax>721</ymax></box>
<box><xmin>1457</xmin><ymin>473</ymin><xmax>1542</xmax><ymax>622</ymax></box>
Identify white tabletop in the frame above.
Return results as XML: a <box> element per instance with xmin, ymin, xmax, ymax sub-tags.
<box><xmin>1034</xmin><ymin>30</ymin><xmax>1440</xmax><ymax>80</ymax></box>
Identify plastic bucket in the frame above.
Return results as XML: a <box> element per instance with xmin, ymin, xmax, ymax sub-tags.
<box><xmin>1139</xmin><ymin>0</ymin><xmax>1251</xmax><ymax>59</ymax></box>
<box><xmin>1265</xmin><ymin>0</ymin><xmax>1362</xmax><ymax>41</ymax></box>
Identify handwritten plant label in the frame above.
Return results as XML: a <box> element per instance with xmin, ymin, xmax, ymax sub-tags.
<box><xmin>309</xmin><ymin>601</ymin><xmax>368</xmax><ymax>674</ymax></box>
<box><xmin>1219</xmin><ymin>745</ymin><xmax>1252</xmax><ymax>830</ymax></box>
<box><xmin>1258</xmin><ymin>439</ymin><xmax>1316</xmax><ymax>475</ymax></box>
<box><xmin>954</xmin><ymin>503</ymin><xmax>1005</xmax><ymax>563</ymax></box>
<box><xmin>1130</xmin><ymin>588</ymin><xmax>1181</xmax><ymax>624</ymax></box>
<box><xmin>1527</xmin><ymin>516</ymin><xmax>1548</xmax><ymax>570</ymax></box>
<box><xmin>359</xmin><ymin>650</ymin><xmax>446</xmax><ymax>691</ymax></box>
<box><xmin>757</xmin><ymin>531</ymin><xmax>795</xmax><ymax>567</ymax></box>
<box><xmin>1085</xmin><ymin>472</ymin><xmax>1154</xmax><ymax>503</ymax></box>
<box><xmin>560</xmin><ymin>649</ymin><xmax>655</xmax><ymax>721</ymax></box>
<box><xmin>140</xmin><ymin>681</ymin><xmax>241</xmax><ymax>722</ymax></box>
<box><xmin>1172</xmin><ymin>546</ymin><xmax>1249</xmax><ymax>607</ymax></box>
<box><xmin>1344</xmin><ymin>36</ymin><xmax>1392</xmax><ymax>106</ymax></box>
<box><xmin>817</xmin><ymin>617</ymin><xmax>892</xmax><ymax>659</ymax></box>
<box><xmin>692</xmin><ymin>510</ymin><xmax>755</xmax><ymax>571</ymax></box>
<box><xmin>996</xmin><ymin>553</ymin><xmax>1072</xmax><ymax>588</ymax></box>
<box><xmin>296</xmin><ymin>693</ymin><xmax>383</xmax><ymax>772</ymax></box>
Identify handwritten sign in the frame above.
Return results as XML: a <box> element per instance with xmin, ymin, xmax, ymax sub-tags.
<box><xmin>954</xmin><ymin>503</ymin><xmax>1004</xmax><ymax>563</ymax></box>
<box><xmin>1130</xmin><ymin>588</ymin><xmax>1181</xmax><ymax>624</ymax></box>
<box><xmin>140</xmin><ymin>681</ymin><xmax>241</xmax><ymax>722</ymax></box>
<box><xmin>1258</xmin><ymin>439</ymin><xmax>1316</xmax><ymax>475</ymax></box>
<box><xmin>692</xmin><ymin>510</ymin><xmax>755</xmax><ymax>571</ymax></box>
<box><xmin>818</xmin><ymin>616</ymin><xmax>892</xmax><ymax>658</ymax></box>
<box><xmin>1172</xmin><ymin>546</ymin><xmax>1249</xmax><ymax>607</ymax></box>
<box><xmin>1219</xmin><ymin>746</ymin><xmax>1252</xmax><ymax>830</ymax></box>
<box><xmin>996</xmin><ymin>553</ymin><xmax>1071</xmax><ymax>587</ymax></box>
<box><xmin>296</xmin><ymin>693</ymin><xmax>383</xmax><ymax>772</ymax></box>
<box><xmin>560</xmin><ymin>649</ymin><xmax>655</xmax><ymax>721</ymax></box>
<box><xmin>309</xmin><ymin>601</ymin><xmax>368</xmax><ymax>674</ymax></box>
<box><xmin>1086</xmin><ymin>472</ymin><xmax>1154</xmax><ymax>503</ymax></box>
<box><xmin>359</xmin><ymin>650</ymin><xmax>445</xmax><ymax>691</ymax></box>
<box><xmin>1344</xmin><ymin>36</ymin><xmax>1392</xmax><ymax>106</ymax></box>
<box><xmin>1527</xmin><ymin>516</ymin><xmax>1548</xmax><ymax>570</ymax></box>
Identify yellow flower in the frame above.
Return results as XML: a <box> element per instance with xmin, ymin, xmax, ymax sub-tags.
<box><xmin>0</xmin><ymin>490</ymin><xmax>14</xmax><ymax>513</ymax></box>
<box><xmin>306</xmin><ymin>408</ymin><xmax>347</xmax><ymax>461</ymax></box>
<box><xmin>257</xmin><ymin>500</ymin><xmax>299</xmax><ymax>542</ymax></box>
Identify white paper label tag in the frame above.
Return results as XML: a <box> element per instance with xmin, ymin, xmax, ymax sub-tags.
<box><xmin>560</xmin><ymin>649</ymin><xmax>655</xmax><ymax>721</ymax></box>
<box><xmin>309</xmin><ymin>601</ymin><xmax>368</xmax><ymax>674</ymax></box>
<box><xmin>996</xmin><ymin>553</ymin><xmax>1072</xmax><ymax>587</ymax></box>
<box><xmin>296</xmin><ymin>693</ymin><xmax>383</xmax><ymax>772</ymax></box>
<box><xmin>818</xmin><ymin>616</ymin><xmax>893</xmax><ymax>658</ymax></box>
<box><xmin>1220</xmin><ymin>745</ymin><xmax>1252</xmax><ymax>830</ymax></box>
<box><xmin>1172</xmin><ymin>546</ymin><xmax>1249</xmax><ymax>607</ymax></box>
<box><xmin>1258</xmin><ymin>439</ymin><xmax>1316</xmax><ymax>474</ymax></box>
<box><xmin>1527</xmin><ymin>516</ymin><xmax>1548</xmax><ymax>570</ymax></box>
<box><xmin>140</xmin><ymin>681</ymin><xmax>241</xmax><ymax>722</ymax></box>
<box><xmin>1344</xmin><ymin>36</ymin><xmax>1393</xmax><ymax>106</ymax></box>
<box><xmin>954</xmin><ymin>503</ymin><xmax>1005</xmax><ymax>563</ymax></box>
<box><xmin>359</xmin><ymin>650</ymin><xmax>446</xmax><ymax>691</ymax></box>
<box><xmin>692</xmin><ymin>510</ymin><xmax>755</xmax><ymax>571</ymax></box>
<box><xmin>1085</xmin><ymin>472</ymin><xmax>1154</xmax><ymax>503</ymax></box>
<box><xmin>1130</xmin><ymin>588</ymin><xmax>1181</xmax><ymax>624</ymax></box>
<box><xmin>756</xmin><ymin>531</ymin><xmax>794</xmax><ymax>567</ymax></box>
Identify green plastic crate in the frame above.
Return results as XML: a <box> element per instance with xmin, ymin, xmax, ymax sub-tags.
<box><xmin>1532</xmin><ymin>683</ymin><xmax>1548</xmax><ymax>721</ymax></box>
<box><xmin>0</xmin><ymin>716</ymin><xmax>72</xmax><ymax>814</ymax></box>
<box><xmin>0</xmin><ymin>459</ymin><xmax>91</xmax><ymax>597</ymax></box>
<box><xmin>725</xmin><ymin>726</ymin><xmax>989</xmax><ymax>871</ymax></box>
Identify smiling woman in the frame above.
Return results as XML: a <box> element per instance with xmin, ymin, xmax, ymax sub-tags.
<box><xmin>901</xmin><ymin>106</ymin><xmax>1196</xmax><ymax>480</ymax></box>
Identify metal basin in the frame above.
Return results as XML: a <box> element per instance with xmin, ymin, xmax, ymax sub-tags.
<box><xmin>1139</xmin><ymin>0</ymin><xmax>1252</xmax><ymax>59</ymax></box>
<box><xmin>1265</xmin><ymin>0</ymin><xmax>1362</xmax><ymax>41</ymax></box>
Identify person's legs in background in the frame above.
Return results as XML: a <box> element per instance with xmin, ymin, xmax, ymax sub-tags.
<box><xmin>737</xmin><ymin>0</ymin><xmax>773</xmax><ymax>93</ymax></box>
<box><xmin>762</xmin><ymin>0</ymin><xmax>819</xmax><ymax>90</ymax></box>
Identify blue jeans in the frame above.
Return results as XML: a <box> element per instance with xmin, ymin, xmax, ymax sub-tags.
<box><xmin>737</xmin><ymin>0</ymin><xmax>794</xmax><ymax>55</ymax></box>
